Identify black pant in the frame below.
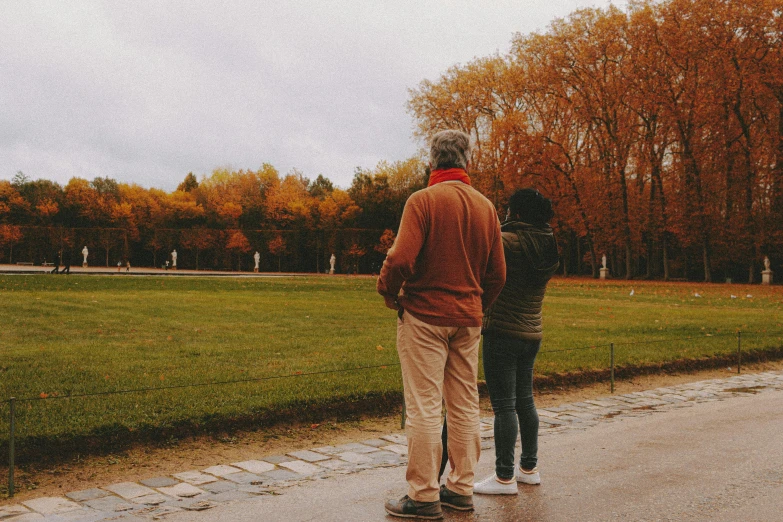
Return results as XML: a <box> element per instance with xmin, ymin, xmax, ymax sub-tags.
<box><xmin>483</xmin><ymin>335</ymin><xmax>541</xmax><ymax>478</ymax></box>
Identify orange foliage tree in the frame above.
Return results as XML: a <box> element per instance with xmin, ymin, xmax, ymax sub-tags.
<box><xmin>408</xmin><ymin>0</ymin><xmax>783</xmax><ymax>282</ymax></box>
<box><xmin>225</xmin><ymin>230</ymin><xmax>251</xmax><ymax>271</ymax></box>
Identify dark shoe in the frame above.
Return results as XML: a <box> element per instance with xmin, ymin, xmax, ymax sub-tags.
<box><xmin>385</xmin><ymin>495</ymin><xmax>443</xmax><ymax>519</ymax></box>
<box><xmin>439</xmin><ymin>485</ymin><xmax>474</xmax><ymax>511</ymax></box>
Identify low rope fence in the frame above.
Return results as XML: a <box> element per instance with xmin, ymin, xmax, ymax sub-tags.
<box><xmin>3</xmin><ymin>329</ymin><xmax>782</xmax><ymax>497</ymax></box>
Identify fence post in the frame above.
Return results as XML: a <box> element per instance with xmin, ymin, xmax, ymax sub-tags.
<box><xmin>610</xmin><ymin>344</ymin><xmax>615</xmax><ymax>394</ymax></box>
<box><xmin>737</xmin><ymin>331</ymin><xmax>742</xmax><ymax>375</ymax></box>
<box><xmin>8</xmin><ymin>397</ymin><xmax>15</xmax><ymax>498</ymax></box>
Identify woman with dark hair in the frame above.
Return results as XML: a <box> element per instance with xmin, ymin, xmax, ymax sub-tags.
<box><xmin>474</xmin><ymin>188</ymin><xmax>560</xmax><ymax>495</ymax></box>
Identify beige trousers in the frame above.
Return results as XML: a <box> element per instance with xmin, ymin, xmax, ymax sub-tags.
<box><xmin>396</xmin><ymin>310</ymin><xmax>482</xmax><ymax>502</ymax></box>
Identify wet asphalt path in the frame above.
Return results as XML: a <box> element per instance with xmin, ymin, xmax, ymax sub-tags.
<box><xmin>164</xmin><ymin>386</ymin><xmax>783</xmax><ymax>521</ymax></box>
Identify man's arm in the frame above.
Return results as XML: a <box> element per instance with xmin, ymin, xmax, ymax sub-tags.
<box><xmin>481</xmin><ymin>218</ymin><xmax>506</xmax><ymax>311</ymax></box>
<box><xmin>377</xmin><ymin>196</ymin><xmax>426</xmax><ymax>309</ymax></box>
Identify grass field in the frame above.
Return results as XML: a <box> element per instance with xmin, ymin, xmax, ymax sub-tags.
<box><xmin>1</xmin><ymin>274</ymin><xmax>781</xmax><ymax>457</ymax></box>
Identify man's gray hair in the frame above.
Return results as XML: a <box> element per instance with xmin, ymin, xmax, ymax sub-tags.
<box><xmin>429</xmin><ymin>130</ymin><xmax>471</xmax><ymax>170</ymax></box>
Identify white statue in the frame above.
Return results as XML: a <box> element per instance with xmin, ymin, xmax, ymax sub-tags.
<box><xmin>762</xmin><ymin>256</ymin><xmax>773</xmax><ymax>285</ymax></box>
<box><xmin>171</xmin><ymin>249</ymin><xmax>177</xmax><ymax>269</ymax></box>
<box><xmin>599</xmin><ymin>254</ymin><xmax>608</xmax><ymax>280</ymax></box>
<box><xmin>329</xmin><ymin>253</ymin><xmax>336</xmax><ymax>274</ymax></box>
<box><xmin>82</xmin><ymin>246</ymin><xmax>89</xmax><ymax>267</ymax></box>
<box><xmin>254</xmin><ymin>251</ymin><xmax>260</xmax><ymax>272</ymax></box>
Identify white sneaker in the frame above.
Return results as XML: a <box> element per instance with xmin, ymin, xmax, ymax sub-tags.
<box><xmin>516</xmin><ymin>466</ymin><xmax>541</xmax><ymax>485</ymax></box>
<box><xmin>473</xmin><ymin>474</ymin><xmax>518</xmax><ymax>495</ymax></box>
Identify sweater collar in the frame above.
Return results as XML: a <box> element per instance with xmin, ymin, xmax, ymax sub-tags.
<box><xmin>428</xmin><ymin>168</ymin><xmax>471</xmax><ymax>187</ymax></box>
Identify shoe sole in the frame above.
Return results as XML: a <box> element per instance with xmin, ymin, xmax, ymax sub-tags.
<box><xmin>517</xmin><ymin>479</ymin><xmax>541</xmax><ymax>485</ymax></box>
<box><xmin>440</xmin><ymin>501</ymin><xmax>474</xmax><ymax>511</ymax></box>
<box><xmin>384</xmin><ymin>509</ymin><xmax>443</xmax><ymax>520</ymax></box>
<box><xmin>474</xmin><ymin>488</ymin><xmax>518</xmax><ymax>495</ymax></box>
<box><xmin>517</xmin><ymin>470</ymin><xmax>541</xmax><ymax>485</ymax></box>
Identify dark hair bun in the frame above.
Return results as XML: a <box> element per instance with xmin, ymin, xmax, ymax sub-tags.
<box><xmin>508</xmin><ymin>188</ymin><xmax>554</xmax><ymax>225</ymax></box>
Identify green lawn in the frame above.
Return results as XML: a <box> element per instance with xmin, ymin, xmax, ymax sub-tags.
<box><xmin>0</xmin><ymin>275</ymin><xmax>781</xmax><ymax>455</ymax></box>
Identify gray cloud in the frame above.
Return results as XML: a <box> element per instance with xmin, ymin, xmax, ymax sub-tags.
<box><xmin>1</xmin><ymin>0</ymin><xmax>626</xmax><ymax>190</ymax></box>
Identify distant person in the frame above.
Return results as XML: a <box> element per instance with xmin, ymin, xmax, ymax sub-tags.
<box><xmin>165</xmin><ymin>260</ymin><xmax>169</xmax><ymax>271</ymax></box>
<box><xmin>473</xmin><ymin>188</ymin><xmax>559</xmax><ymax>495</ymax></box>
<box><xmin>50</xmin><ymin>250</ymin><xmax>61</xmax><ymax>274</ymax></box>
<box><xmin>61</xmin><ymin>249</ymin><xmax>71</xmax><ymax>275</ymax></box>
<box><xmin>126</xmin><ymin>260</ymin><xmax>131</xmax><ymax>272</ymax></box>
<box><xmin>378</xmin><ymin>129</ymin><xmax>506</xmax><ymax>519</ymax></box>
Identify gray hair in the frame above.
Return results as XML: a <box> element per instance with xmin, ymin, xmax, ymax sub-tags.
<box><xmin>429</xmin><ymin>130</ymin><xmax>471</xmax><ymax>170</ymax></box>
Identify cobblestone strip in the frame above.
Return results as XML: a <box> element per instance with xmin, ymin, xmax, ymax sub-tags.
<box><xmin>5</xmin><ymin>370</ymin><xmax>781</xmax><ymax>521</ymax></box>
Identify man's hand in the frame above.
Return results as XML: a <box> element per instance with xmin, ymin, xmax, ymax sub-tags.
<box><xmin>383</xmin><ymin>294</ymin><xmax>400</xmax><ymax>311</ymax></box>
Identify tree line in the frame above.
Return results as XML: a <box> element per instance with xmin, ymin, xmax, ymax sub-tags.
<box><xmin>408</xmin><ymin>0</ymin><xmax>782</xmax><ymax>282</ymax></box>
<box><xmin>3</xmin><ymin>0</ymin><xmax>781</xmax><ymax>280</ymax></box>
<box><xmin>0</xmin><ymin>159</ymin><xmax>426</xmax><ymax>273</ymax></box>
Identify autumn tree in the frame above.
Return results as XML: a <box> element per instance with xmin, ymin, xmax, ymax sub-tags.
<box><xmin>349</xmin><ymin>159</ymin><xmax>425</xmax><ymax>230</ymax></box>
<box><xmin>0</xmin><ymin>181</ymin><xmax>30</xmax><ymax>223</ymax></box>
<box><xmin>181</xmin><ymin>228</ymin><xmax>216</xmax><ymax>270</ymax></box>
<box><xmin>343</xmin><ymin>243</ymin><xmax>367</xmax><ymax>274</ymax></box>
<box><xmin>375</xmin><ymin>229</ymin><xmax>396</xmax><ymax>255</ymax></box>
<box><xmin>408</xmin><ymin>0</ymin><xmax>783</xmax><ymax>281</ymax></box>
<box><xmin>226</xmin><ymin>230</ymin><xmax>251</xmax><ymax>271</ymax></box>
<box><xmin>267</xmin><ymin>234</ymin><xmax>287</xmax><ymax>272</ymax></box>
<box><xmin>177</xmin><ymin>172</ymin><xmax>199</xmax><ymax>192</ymax></box>
<box><xmin>0</xmin><ymin>224</ymin><xmax>23</xmax><ymax>263</ymax></box>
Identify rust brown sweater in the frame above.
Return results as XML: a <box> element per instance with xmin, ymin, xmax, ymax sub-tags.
<box><xmin>377</xmin><ymin>181</ymin><xmax>506</xmax><ymax>327</ymax></box>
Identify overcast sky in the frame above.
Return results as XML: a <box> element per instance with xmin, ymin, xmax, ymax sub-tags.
<box><xmin>1</xmin><ymin>0</ymin><xmax>627</xmax><ymax>191</ymax></box>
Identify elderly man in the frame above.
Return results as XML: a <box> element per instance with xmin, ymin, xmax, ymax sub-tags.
<box><xmin>378</xmin><ymin>129</ymin><xmax>506</xmax><ymax>519</ymax></box>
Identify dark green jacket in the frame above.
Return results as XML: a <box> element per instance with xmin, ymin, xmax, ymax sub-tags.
<box><xmin>482</xmin><ymin>221</ymin><xmax>559</xmax><ymax>340</ymax></box>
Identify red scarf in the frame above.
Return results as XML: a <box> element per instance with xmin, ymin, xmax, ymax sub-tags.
<box><xmin>428</xmin><ymin>168</ymin><xmax>471</xmax><ymax>187</ymax></box>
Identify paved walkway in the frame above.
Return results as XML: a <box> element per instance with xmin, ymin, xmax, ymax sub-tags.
<box><xmin>2</xmin><ymin>371</ymin><xmax>782</xmax><ymax>521</ymax></box>
<box><xmin>0</xmin><ymin>264</ymin><xmax>311</xmax><ymax>277</ymax></box>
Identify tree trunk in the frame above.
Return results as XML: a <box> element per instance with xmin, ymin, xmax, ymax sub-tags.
<box><xmin>774</xmin><ymin>96</ymin><xmax>783</xmax><ymax>224</ymax></box>
<box><xmin>617</xmin><ymin>165</ymin><xmax>633</xmax><ymax>280</ymax></box>
<box><xmin>702</xmin><ymin>242</ymin><xmax>711</xmax><ymax>283</ymax></box>
<box><xmin>684</xmin><ymin>146</ymin><xmax>712</xmax><ymax>282</ymax></box>
<box><xmin>732</xmin><ymin>80</ymin><xmax>757</xmax><ymax>287</ymax></box>
<box><xmin>662</xmin><ymin>235</ymin><xmax>670</xmax><ymax>282</ymax></box>
<box><xmin>556</xmin><ymin>163</ymin><xmax>597</xmax><ymax>277</ymax></box>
